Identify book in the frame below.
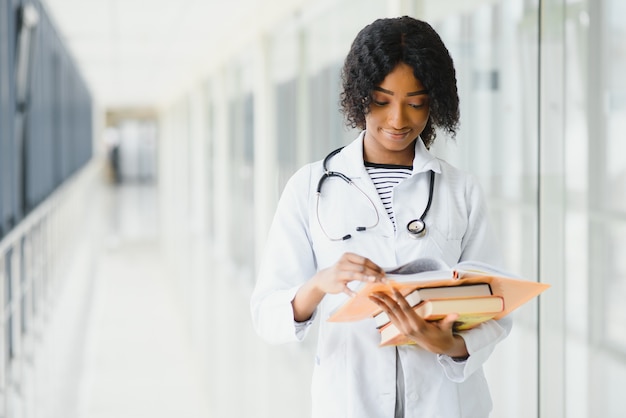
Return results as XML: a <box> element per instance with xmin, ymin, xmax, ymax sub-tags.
<box><xmin>378</xmin><ymin>295</ymin><xmax>505</xmax><ymax>346</ymax></box>
<box><xmin>327</xmin><ymin>257</ymin><xmax>550</xmax><ymax>324</ymax></box>
<box><xmin>372</xmin><ymin>283</ymin><xmax>493</xmax><ymax>328</ymax></box>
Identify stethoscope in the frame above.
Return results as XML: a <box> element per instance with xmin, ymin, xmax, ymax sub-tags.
<box><xmin>316</xmin><ymin>147</ymin><xmax>435</xmax><ymax>241</ymax></box>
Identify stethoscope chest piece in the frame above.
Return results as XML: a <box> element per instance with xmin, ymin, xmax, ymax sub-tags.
<box><xmin>405</xmin><ymin>169</ymin><xmax>435</xmax><ymax>239</ymax></box>
<box><xmin>407</xmin><ymin>218</ymin><xmax>427</xmax><ymax>239</ymax></box>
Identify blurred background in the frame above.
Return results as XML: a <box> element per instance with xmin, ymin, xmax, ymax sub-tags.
<box><xmin>1</xmin><ymin>0</ymin><xmax>625</xmax><ymax>417</ymax></box>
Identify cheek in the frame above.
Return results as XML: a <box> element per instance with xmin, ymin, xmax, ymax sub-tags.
<box><xmin>413</xmin><ymin>110</ymin><xmax>430</xmax><ymax>130</ymax></box>
<box><xmin>365</xmin><ymin>109</ymin><xmax>384</xmax><ymax>127</ymax></box>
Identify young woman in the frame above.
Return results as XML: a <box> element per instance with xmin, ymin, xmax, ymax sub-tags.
<box><xmin>251</xmin><ymin>16</ymin><xmax>512</xmax><ymax>418</ymax></box>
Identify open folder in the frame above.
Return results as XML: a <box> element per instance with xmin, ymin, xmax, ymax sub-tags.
<box><xmin>327</xmin><ymin>257</ymin><xmax>550</xmax><ymax>323</ymax></box>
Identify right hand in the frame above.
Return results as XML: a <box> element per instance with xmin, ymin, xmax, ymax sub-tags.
<box><xmin>312</xmin><ymin>252</ymin><xmax>385</xmax><ymax>297</ymax></box>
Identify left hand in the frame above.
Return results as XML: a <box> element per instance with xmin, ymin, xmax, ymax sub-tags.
<box><xmin>369</xmin><ymin>288</ymin><xmax>468</xmax><ymax>358</ymax></box>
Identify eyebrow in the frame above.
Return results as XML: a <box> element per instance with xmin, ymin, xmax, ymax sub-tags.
<box><xmin>374</xmin><ymin>86</ymin><xmax>429</xmax><ymax>96</ymax></box>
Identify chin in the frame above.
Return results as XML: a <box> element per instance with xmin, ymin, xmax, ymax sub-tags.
<box><xmin>382</xmin><ymin>139</ymin><xmax>416</xmax><ymax>152</ymax></box>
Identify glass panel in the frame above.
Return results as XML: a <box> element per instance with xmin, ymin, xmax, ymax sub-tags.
<box><xmin>275</xmin><ymin>78</ymin><xmax>298</xmax><ymax>190</ymax></box>
<box><xmin>20</xmin><ymin>236</ymin><xmax>26</xmax><ymax>335</ymax></box>
<box><xmin>302</xmin><ymin>0</ymin><xmax>383</xmax><ymax>161</ymax></box>
<box><xmin>594</xmin><ymin>221</ymin><xmax>626</xmax><ymax>351</ymax></box>
<box><xmin>583</xmin><ymin>1</ymin><xmax>626</xmax><ymax>416</ymax></box>
<box><xmin>428</xmin><ymin>2</ymin><xmax>540</xmax><ymax>417</ymax></box>
<box><xmin>604</xmin><ymin>0</ymin><xmax>626</xmax><ymax>213</ymax></box>
<box><xmin>0</xmin><ymin>0</ymin><xmax>16</xmax><ymax>236</ymax></box>
<box><xmin>270</xmin><ymin>22</ymin><xmax>299</xmax><ymax>191</ymax></box>
<box><xmin>0</xmin><ymin>0</ymin><xmax>8</xmax><ymax>238</ymax></box>
<box><xmin>204</xmin><ymin>82</ymin><xmax>216</xmax><ymax>239</ymax></box>
<box><xmin>228</xmin><ymin>62</ymin><xmax>255</xmax><ymax>272</ymax></box>
<box><xmin>233</xmin><ymin>93</ymin><xmax>255</xmax><ymax>270</ymax></box>
<box><xmin>4</xmin><ymin>248</ymin><xmax>14</xmax><ymax>362</ymax></box>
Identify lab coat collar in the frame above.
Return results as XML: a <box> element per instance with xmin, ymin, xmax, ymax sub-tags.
<box><xmin>412</xmin><ymin>136</ymin><xmax>442</xmax><ymax>174</ymax></box>
<box><xmin>339</xmin><ymin>131</ymin><xmax>442</xmax><ymax>175</ymax></box>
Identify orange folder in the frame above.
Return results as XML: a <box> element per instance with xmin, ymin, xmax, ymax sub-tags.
<box><xmin>327</xmin><ymin>269</ymin><xmax>550</xmax><ymax>323</ymax></box>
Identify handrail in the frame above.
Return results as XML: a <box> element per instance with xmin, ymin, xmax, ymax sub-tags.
<box><xmin>0</xmin><ymin>160</ymin><xmax>98</xmax><ymax>255</ymax></box>
<box><xmin>0</xmin><ymin>157</ymin><xmax>102</xmax><ymax>418</ymax></box>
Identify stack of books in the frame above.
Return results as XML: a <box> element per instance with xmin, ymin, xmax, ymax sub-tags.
<box><xmin>327</xmin><ymin>257</ymin><xmax>550</xmax><ymax>347</ymax></box>
<box><xmin>373</xmin><ymin>283</ymin><xmax>503</xmax><ymax>346</ymax></box>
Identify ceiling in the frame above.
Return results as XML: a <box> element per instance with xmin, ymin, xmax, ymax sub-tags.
<box><xmin>41</xmin><ymin>0</ymin><xmax>299</xmax><ymax>110</ymax></box>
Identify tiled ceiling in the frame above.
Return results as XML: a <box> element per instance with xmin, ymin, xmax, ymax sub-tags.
<box><xmin>41</xmin><ymin>0</ymin><xmax>299</xmax><ymax>109</ymax></box>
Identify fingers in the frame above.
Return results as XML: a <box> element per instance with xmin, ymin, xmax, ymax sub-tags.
<box><xmin>339</xmin><ymin>252</ymin><xmax>385</xmax><ymax>282</ymax></box>
<box><xmin>391</xmin><ymin>288</ymin><xmax>412</xmax><ymax>310</ymax></box>
<box><xmin>336</xmin><ymin>269</ymin><xmax>376</xmax><ymax>282</ymax></box>
<box><xmin>369</xmin><ymin>287</ymin><xmax>460</xmax><ymax>354</ymax></box>
<box><xmin>369</xmin><ymin>290</ymin><xmax>407</xmax><ymax>320</ymax></box>
<box><xmin>368</xmin><ymin>291</ymin><xmax>394</xmax><ymax>310</ymax></box>
<box><xmin>369</xmin><ymin>289</ymin><xmax>428</xmax><ymax>329</ymax></box>
<box><xmin>343</xmin><ymin>285</ymin><xmax>356</xmax><ymax>298</ymax></box>
<box><xmin>370</xmin><ymin>289</ymin><xmax>410</xmax><ymax>312</ymax></box>
<box><xmin>317</xmin><ymin>253</ymin><xmax>385</xmax><ymax>296</ymax></box>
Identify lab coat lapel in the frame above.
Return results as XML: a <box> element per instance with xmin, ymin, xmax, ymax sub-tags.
<box><xmin>412</xmin><ymin>137</ymin><xmax>442</xmax><ymax>175</ymax></box>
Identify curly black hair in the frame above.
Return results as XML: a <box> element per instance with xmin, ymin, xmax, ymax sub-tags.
<box><xmin>340</xmin><ymin>16</ymin><xmax>459</xmax><ymax>148</ymax></box>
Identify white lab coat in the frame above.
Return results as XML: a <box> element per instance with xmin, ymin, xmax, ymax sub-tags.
<box><xmin>251</xmin><ymin>131</ymin><xmax>512</xmax><ymax>418</ymax></box>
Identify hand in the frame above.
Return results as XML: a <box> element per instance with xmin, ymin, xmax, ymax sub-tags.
<box><xmin>369</xmin><ymin>288</ymin><xmax>468</xmax><ymax>358</ymax></box>
<box><xmin>292</xmin><ymin>252</ymin><xmax>385</xmax><ymax>322</ymax></box>
<box><xmin>313</xmin><ymin>252</ymin><xmax>386</xmax><ymax>297</ymax></box>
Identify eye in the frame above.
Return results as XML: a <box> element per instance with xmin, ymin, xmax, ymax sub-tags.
<box><xmin>373</xmin><ymin>100</ymin><xmax>388</xmax><ymax>106</ymax></box>
<box><xmin>409</xmin><ymin>103</ymin><xmax>426</xmax><ymax>109</ymax></box>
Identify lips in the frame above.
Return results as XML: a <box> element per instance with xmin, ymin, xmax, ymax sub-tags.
<box><xmin>382</xmin><ymin>129</ymin><xmax>411</xmax><ymax>140</ymax></box>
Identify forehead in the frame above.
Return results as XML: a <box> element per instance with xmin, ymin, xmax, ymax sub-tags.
<box><xmin>377</xmin><ymin>63</ymin><xmax>427</xmax><ymax>94</ymax></box>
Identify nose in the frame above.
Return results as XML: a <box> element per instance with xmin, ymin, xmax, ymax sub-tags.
<box><xmin>387</xmin><ymin>103</ymin><xmax>407</xmax><ymax>128</ymax></box>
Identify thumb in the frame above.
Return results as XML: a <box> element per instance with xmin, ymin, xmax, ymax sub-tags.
<box><xmin>439</xmin><ymin>313</ymin><xmax>460</xmax><ymax>331</ymax></box>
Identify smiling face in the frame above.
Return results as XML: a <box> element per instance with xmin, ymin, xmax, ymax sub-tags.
<box><xmin>363</xmin><ymin>62</ymin><xmax>430</xmax><ymax>165</ymax></box>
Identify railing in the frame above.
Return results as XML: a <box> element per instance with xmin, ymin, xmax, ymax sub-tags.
<box><xmin>0</xmin><ymin>159</ymin><xmax>102</xmax><ymax>418</ymax></box>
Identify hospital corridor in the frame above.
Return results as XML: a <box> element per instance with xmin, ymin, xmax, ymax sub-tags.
<box><xmin>1</xmin><ymin>0</ymin><xmax>626</xmax><ymax>417</ymax></box>
<box><xmin>85</xmin><ymin>179</ymin><xmax>318</xmax><ymax>418</ymax></box>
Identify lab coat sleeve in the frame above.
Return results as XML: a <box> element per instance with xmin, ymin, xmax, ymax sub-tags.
<box><xmin>250</xmin><ymin>165</ymin><xmax>318</xmax><ymax>345</ymax></box>
<box><xmin>436</xmin><ymin>316</ymin><xmax>512</xmax><ymax>381</ymax></box>
<box><xmin>437</xmin><ymin>174</ymin><xmax>513</xmax><ymax>381</ymax></box>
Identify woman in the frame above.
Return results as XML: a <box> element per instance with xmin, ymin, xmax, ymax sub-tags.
<box><xmin>251</xmin><ymin>16</ymin><xmax>511</xmax><ymax>418</ymax></box>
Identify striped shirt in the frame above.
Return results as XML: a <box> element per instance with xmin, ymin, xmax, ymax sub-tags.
<box><xmin>364</xmin><ymin>162</ymin><xmax>413</xmax><ymax>230</ymax></box>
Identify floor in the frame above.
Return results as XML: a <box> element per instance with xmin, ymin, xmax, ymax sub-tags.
<box><xmin>74</xmin><ymin>179</ymin><xmax>314</xmax><ymax>418</ymax></box>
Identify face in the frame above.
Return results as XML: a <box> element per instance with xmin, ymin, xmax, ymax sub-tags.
<box><xmin>363</xmin><ymin>62</ymin><xmax>430</xmax><ymax>165</ymax></box>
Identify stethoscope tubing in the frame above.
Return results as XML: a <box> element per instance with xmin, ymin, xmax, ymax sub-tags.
<box><xmin>316</xmin><ymin>146</ymin><xmax>434</xmax><ymax>240</ymax></box>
